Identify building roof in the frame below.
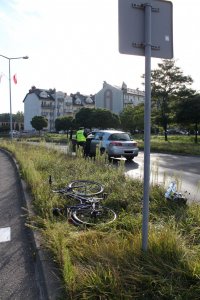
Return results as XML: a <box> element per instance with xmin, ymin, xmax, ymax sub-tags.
<box><xmin>101</xmin><ymin>81</ymin><xmax>144</xmax><ymax>96</ymax></box>
<box><xmin>114</xmin><ymin>85</ymin><xmax>145</xmax><ymax>96</ymax></box>
<box><xmin>23</xmin><ymin>87</ymin><xmax>56</xmax><ymax>102</ymax></box>
<box><xmin>70</xmin><ymin>92</ymin><xmax>95</xmax><ymax>106</ymax></box>
<box><xmin>23</xmin><ymin>87</ymin><xmax>95</xmax><ymax>105</ymax></box>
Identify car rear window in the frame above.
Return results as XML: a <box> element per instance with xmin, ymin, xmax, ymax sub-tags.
<box><xmin>108</xmin><ymin>133</ymin><xmax>131</xmax><ymax>141</ymax></box>
<box><xmin>94</xmin><ymin>132</ymin><xmax>105</xmax><ymax>139</ymax></box>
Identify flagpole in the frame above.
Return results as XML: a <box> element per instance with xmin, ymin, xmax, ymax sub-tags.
<box><xmin>8</xmin><ymin>59</ymin><xmax>13</xmax><ymax>140</ymax></box>
<box><xmin>0</xmin><ymin>54</ymin><xmax>29</xmax><ymax>140</ymax></box>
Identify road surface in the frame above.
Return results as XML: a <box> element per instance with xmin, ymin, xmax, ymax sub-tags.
<box><xmin>125</xmin><ymin>152</ymin><xmax>200</xmax><ymax>203</ymax></box>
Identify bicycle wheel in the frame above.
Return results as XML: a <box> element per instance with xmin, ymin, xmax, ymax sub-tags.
<box><xmin>71</xmin><ymin>206</ymin><xmax>116</xmax><ymax>226</ymax></box>
<box><xmin>68</xmin><ymin>180</ymin><xmax>104</xmax><ymax>196</ymax></box>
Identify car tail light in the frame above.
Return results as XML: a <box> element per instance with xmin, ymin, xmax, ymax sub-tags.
<box><xmin>109</xmin><ymin>142</ymin><xmax>122</xmax><ymax>146</ymax></box>
<box><xmin>132</xmin><ymin>142</ymin><xmax>138</xmax><ymax>147</ymax></box>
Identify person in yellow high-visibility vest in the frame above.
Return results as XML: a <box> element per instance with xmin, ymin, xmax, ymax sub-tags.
<box><xmin>76</xmin><ymin>127</ymin><xmax>86</xmax><ymax>149</ymax></box>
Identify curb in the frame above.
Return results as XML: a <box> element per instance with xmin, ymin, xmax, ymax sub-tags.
<box><xmin>0</xmin><ymin>148</ymin><xmax>64</xmax><ymax>300</ymax></box>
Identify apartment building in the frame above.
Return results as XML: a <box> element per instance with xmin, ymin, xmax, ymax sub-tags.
<box><xmin>23</xmin><ymin>82</ymin><xmax>144</xmax><ymax>131</ymax></box>
<box><xmin>23</xmin><ymin>86</ymin><xmax>95</xmax><ymax>131</ymax></box>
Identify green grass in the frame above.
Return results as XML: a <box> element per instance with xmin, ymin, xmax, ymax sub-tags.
<box><xmin>1</xmin><ymin>139</ymin><xmax>200</xmax><ymax>299</ymax></box>
<box><xmin>15</xmin><ymin>132</ymin><xmax>69</xmax><ymax>144</ymax></box>
<box><xmin>136</xmin><ymin>134</ymin><xmax>200</xmax><ymax>156</ymax></box>
<box><xmin>15</xmin><ymin>132</ymin><xmax>200</xmax><ymax>156</ymax></box>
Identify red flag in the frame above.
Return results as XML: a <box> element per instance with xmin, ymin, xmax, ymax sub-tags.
<box><xmin>13</xmin><ymin>74</ymin><xmax>17</xmax><ymax>84</ymax></box>
<box><xmin>0</xmin><ymin>73</ymin><xmax>4</xmax><ymax>83</ymax></box>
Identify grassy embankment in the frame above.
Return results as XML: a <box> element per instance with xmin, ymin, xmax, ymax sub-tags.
<box><xmin>17</xmin><ymin>132</ymin><xmax>200</xmax><ymax>156</ymax></box>
<box><xmin>0</xmin><ymin>139</ymin><xmax>200</xmax><ymax>299</ymax></box>
<box><xmin>138</xmin><ymin>135</ymin><xmax>200</xmax><ymax>156</ymax></box>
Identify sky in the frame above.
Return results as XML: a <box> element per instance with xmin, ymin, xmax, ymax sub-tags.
<box><xmin>0</xmin><ymin>0</ymin><xmax>199</xmax><ymax>114</ymax></box>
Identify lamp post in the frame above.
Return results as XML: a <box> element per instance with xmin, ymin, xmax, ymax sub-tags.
<box><xmin>0</xmin><ymin>54</ymin><xmax>29</xmax><ymax>140</ymax></box>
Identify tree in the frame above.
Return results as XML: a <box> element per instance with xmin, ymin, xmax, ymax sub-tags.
<box><xmin>176</xmin><ymin>94</ymin><xmax>200</xmax><ymax>143</ymax></box>
<box><xmin>120</xmin><ymin>104</ymin><xmax>144</xmax><ymax>133</ymax></box>
<box><xmin>0</xmin><ymin>124</ymin><xmax>10</xmax><ymax>132</ymax></box>
<box><xmin>31</xmin><ymin>116</ymin><xmax>48</xmax><ymax>133</ymax></box>
<box><xmin>91</xmin><ymin>108</ymin><xmax>120</xmax><ymax>129</ymax></box>
<box><xmin>55</xmin><ymin>116</ymin><xmax>73</xmax><ymax>136</ymax></box>
<box><xmin>150</xmin><ymin>59</ymin><xmax>194</xmax><ymax>140</ymax></box>
<box><xmin>75</xmin><ymin>108</ymin><xmax>95</xmax><ymax>128</ymax></box>
<box><xmin>0</xmin><ymin>113</ymin><xmax>10</xmax><ymax>122</ymax></box>
<box><xmin>13</xmin><ymin>111</ymin><xmax>24</xmax><ymax>123</ymax></box>
<box><xmin>55</xmin><ymin>118</ymin><xmax>62</xmax><ymax>132</ymax></box>
<box><xmin>15</xmin><ymin>123</ymin><xmax>19</xmax><ymax>131</ymax></box>
<box><xmin>75</xmin><ymin>108</ymin><xmax>120</xmax><ymax>129</ymax></box>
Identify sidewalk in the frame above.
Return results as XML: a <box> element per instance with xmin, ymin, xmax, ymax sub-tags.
<box><xmin>0</xmin><ymin>148</ymin><xmax>63</xmax><ymax>300</ymax></box>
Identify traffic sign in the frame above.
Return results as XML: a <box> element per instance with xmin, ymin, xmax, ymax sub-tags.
<box><xmin>118</xmin><ymin>0</ymin><xmax>173</xmax><ymax>251</ymax></box>
<box><xmin>118</xmin><ymin>0</ymin><xmax>173</xmax><ymax>58</ymax></box>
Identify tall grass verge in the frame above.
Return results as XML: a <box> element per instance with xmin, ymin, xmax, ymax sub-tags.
<box><xmin>137</xmin><ymin>135</ymin><xmax>200</xmax><ymax>155</ymax></box>
<box><xmin>0</xmin><ymin>139</ymin><xmax>200</xmax><ymax>299</ymax></box>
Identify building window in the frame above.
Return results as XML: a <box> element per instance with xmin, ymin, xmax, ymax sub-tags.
<box><xmin>104</xmin><ymin>89</ymin><xmax>113</xmax><ymax>111</ymax></box>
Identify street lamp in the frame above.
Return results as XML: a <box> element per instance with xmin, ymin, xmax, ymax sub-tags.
<box><xmin>0</xmin><ymin>54</ymin><xmax>29</xmax><ymax>140</ymax></box>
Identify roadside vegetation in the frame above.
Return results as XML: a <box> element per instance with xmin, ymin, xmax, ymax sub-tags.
<box><xmin>17</xmin><ymin>132</ymin><xmax>200</xmax><ymax>156</ymax></box>
<box><xmin>137</xmin><ymin>134</ymin><xmax>200</xmax><ymax>156</ymax></box>
<box><xmin>1</xmin><ymin>139</ymin><xmax>200</xmax><ymax>299</ymax></box>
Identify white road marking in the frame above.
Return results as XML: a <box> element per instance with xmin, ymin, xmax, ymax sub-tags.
<box><xmin>0</xmin><ymin>227</ymin><xmax>11</xmax><ymax>243</ymax></box>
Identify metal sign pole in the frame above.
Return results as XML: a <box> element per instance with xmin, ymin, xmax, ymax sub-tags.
<box><xmin>142</xmin><ymin>2</ymin><xmax>152</xmax><ymax>251</ymax></box>
<box><xmin>118</xmin><ymin>0</ymin><xmax>173</xmax><ymax>251</ymax></box>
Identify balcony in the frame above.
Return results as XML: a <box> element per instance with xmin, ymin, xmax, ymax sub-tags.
<box><xmin>64</xmin><ymin>108</ymin><xmax>74</xmax><ymax>113</ymax></box>
<box><xmin>124</xmin><ymin>99</ymin><xmax>133</xmax><ymax>104</ymax></box>
<box><xmin>41</xmin><ymin>103</ymin><xmax>54</xmax><ymax>109</ymax></box>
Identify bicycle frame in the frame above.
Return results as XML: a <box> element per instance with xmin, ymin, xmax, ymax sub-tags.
<box><xmin>53</xmin><ymin>188</ymin><xmax>105</xmax><ymax>204</ymax></box>
<box><xmin>50</xmin><ymin>178</ymin><xmax>116</xmax><ymax>226</ymax></box>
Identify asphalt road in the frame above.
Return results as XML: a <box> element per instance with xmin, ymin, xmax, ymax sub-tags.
<box><xmin>0</xmin><ymin>149</ymin><xmax>46</xmax><ymax>300</ymax></box>
<box><xmin>125</xmin><ymin>152</ymin><xmax>200</xmax><ymax>203</ymax></box>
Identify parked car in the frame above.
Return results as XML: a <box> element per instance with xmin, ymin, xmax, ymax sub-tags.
<box><xmin>9</xmin><ymin>130</ymin><xmax>20</xmax><ymax>137</ymax></box>
<box><xmin>166</xmin><ymin>128</ymin><xmax>188</xmax><ymax>135</ymax></box>
<box><xmin>90</xmin><ymin>130</ymin><xmax>139</xmax><ymax>161</ymax></box>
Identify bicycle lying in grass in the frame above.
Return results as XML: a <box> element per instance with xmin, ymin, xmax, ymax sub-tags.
<box><xmin>49</xmin><ymin>176</ymin><xmax>117</xmax><ymax>226</ymax></box>
<box><xmin>165</xmin><ymin>181</ymin><xmax>188</xmax><ymax>204</ymax></box>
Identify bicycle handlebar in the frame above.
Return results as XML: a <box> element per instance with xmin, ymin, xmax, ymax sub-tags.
<box><xmin>52</xmin><ymin>188</ymin><xmax>70</xmax><ymax>194</ymax></box>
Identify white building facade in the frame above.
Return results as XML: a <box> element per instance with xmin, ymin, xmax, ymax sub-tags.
<box><xmin>23</xmin><ymin>87</ymin><xmax>95</xmax><ymax>131</ymax></box>
<box><xmin>95</xmin><ymin>81</ymin><xmax>145</xmax><ymax>114</ymax></box>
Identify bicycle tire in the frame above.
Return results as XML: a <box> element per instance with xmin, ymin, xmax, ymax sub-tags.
<box><xmin>68</xmin><ymin>180</ymin><xmax>104</xmax><ymax>196</ymax></box>
<box><xmin>71</xmin><ymin>206</ymin><xmax>116</xmax><ymax>226</ymax></box>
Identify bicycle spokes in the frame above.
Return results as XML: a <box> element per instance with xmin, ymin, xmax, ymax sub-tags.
<box><xmin>71</xmin><ymin>206</ymin><xmax>116</xmax><ymax>226</ymax></box>
<box><xmin>51</xmin><ymin>179</ymin><xmax>116</xmax><ymax>226</ymax></box>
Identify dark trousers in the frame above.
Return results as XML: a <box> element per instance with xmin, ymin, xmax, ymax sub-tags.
<box><xmin>77</xmin><ymin>141</ymin><xmax>86</xmax><ymax>148</ymax></box>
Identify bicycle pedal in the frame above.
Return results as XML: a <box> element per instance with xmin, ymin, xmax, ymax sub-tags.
<box><xmin>103</xmin><ymin>193</ymin><xmax>108</xmax><ymax>199</ymax></box>
<box><xmin>53</xmin><ymin>207</ymin><xmax>65</xmax><ymax>216</ymax></box>
<box><xmin>68</xmin><ymin>218</ymin><xmax>74</xmax><ymax>224</ymax></box>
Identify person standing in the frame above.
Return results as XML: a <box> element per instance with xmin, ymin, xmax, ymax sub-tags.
<box><xmin>76</xmin><ymin>127</ymin><xmax>86</xmax><ymax>149</ymax></box>
<box><xmin>84</xmin><ymin>133</ymin><xmax>95</xmax><ymax>159</ymax></box>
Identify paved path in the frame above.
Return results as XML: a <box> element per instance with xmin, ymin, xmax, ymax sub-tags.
<box><xmin>0</xmin><ymin>149</ymin><xmax>46</xmax><ymax>300</ymax></box>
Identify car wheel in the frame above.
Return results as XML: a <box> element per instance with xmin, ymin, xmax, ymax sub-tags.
<box><xmin>126</xmin><ymin>156</ymin><xmax>134</xmax><ymax>162</ymax></box>
<box><xmin>108</xmin><ymin>155</ymin><xmax>113</xmax><ymax>162</ymax></box>
<box><xmin>100</xmin><ymin>148</ymin><xmax>105</xmax><ymax>155</ymax></box>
